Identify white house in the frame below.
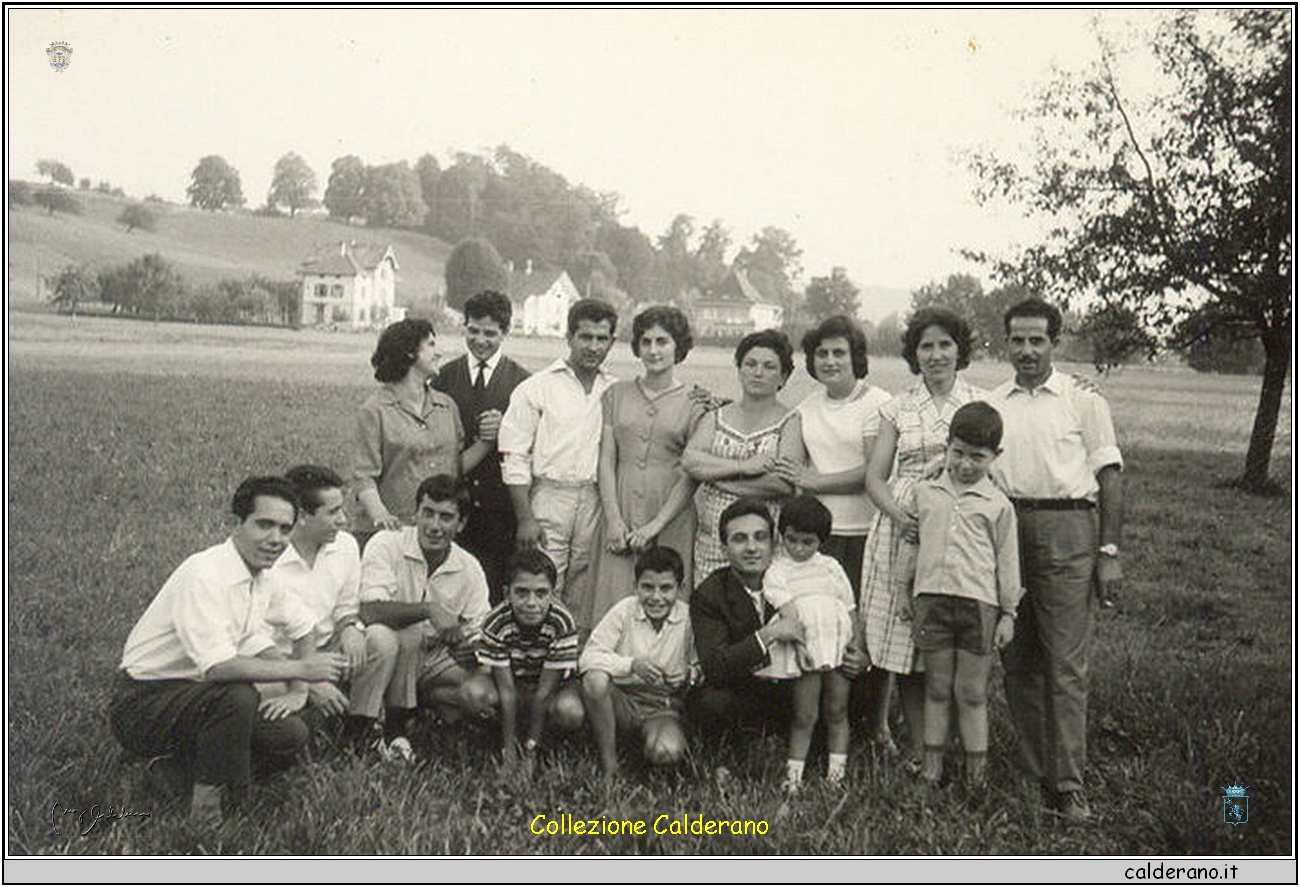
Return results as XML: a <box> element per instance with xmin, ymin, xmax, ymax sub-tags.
<box><xmin>507</xmin><ymin>261</ymin><xmax>580</xmax><ymax>337</ymax></box>
<box><xmin>694</xmin><ymin>268</ymin><xmax>784</xmax><ymax>339</ymax></box>
<box><xmin>297</xmin><ymin>241</ymin><xmax>400</xmax><ymax>329</ymax></box>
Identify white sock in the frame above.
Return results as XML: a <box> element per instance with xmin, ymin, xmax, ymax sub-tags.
<box><xmin>827</xmin><ymin>753</ymin><xmax>848</xmax><ymax>782</ymax></box>
<box><xmin>785</xmin><ymin>759</ymin><xmax>805</xmax><ymax>783</ymax></box>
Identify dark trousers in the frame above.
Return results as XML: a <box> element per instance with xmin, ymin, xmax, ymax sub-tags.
<box><xmin>109</xmin><ymin>673</ymin><xmax>308</xmax><ymax>789</ymax></box>
<box><xmin>688</xmin><ymin>678</ymin><xmax>793</xmax><ymax>739</ymax></box>
<box><xmin>459</xmin><ymin>507</ymin><xmax>516</xmax><ymax>606</ymax></box>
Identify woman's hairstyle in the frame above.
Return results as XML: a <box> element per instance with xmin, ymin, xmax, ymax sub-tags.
<box><xmin>733</xmin><ymin>329</ymin><xmax>794</xmax><ymax>381</ymax></box>
<box><xmin>901</xmin><ymin>307</ymin><xmax>973</xmax><ymax>375</ymax></box>
<box><xmin>371</xmin><ymin>318</ymin><xmax>436</xmax><ymax>383</ymax></box>
<box><xmin>801</xmin><ymin>315</ymin><xmax>869</xmax><ymax>379</ymax></box>
<box><xmin>631</xmin><ymin>305</ymin><xmax>694</xmax><ymax>363</ymax></box>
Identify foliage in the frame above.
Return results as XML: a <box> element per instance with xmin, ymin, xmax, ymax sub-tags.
<box><xmin>1178</xmin><ymin>313</ymin><xmax>1267</xmax><ymax>375</ymax></box>
<box><xmin>909</xmin><ymin>274</ymin><xmax>1028</xmax><ymax>358</ymax></box>
<box><xmin>186</xmin><ymin>155</ymin><xmax>245</xmax><ymax>211</ymax></box>
<box><xmin>78</xmin><ymin>177</ymin><xmax>91</xmax><ymax>190</ymax></box>
<box><xmin>118</xmin><ymin>204</ymin><xmax>157</xmax><ymax>233</ymax></box>
<box><xmin>9</xmin><ymin>179</ymin><xmax>31</xmax><ymax>207</ymax></box>
<box><xmin>734</xmin><ymin>227</ymin><xmax>804</xmax><ymax>320</ymax></box>
<box><xmin>35</xmin><ymin>158</ymin><xmax>74</xmax><ymax>186</ymax></box>
<box><xmin>804</xmin><ymin>267</ymin><xmax>861</xmax><ymax>323</ymax></box>
<box><xmin>414</xmin><ymin>153</ymin><xmax>442</xmax><ymax>228</ymax></box>
<box><xmin>444</xmin><ymin>237</ymin><xmax>510</xmax><ymax>312</ymax></box>
<box><xmin>46</xmin><ymin>264</ymin><xmax>100</xmax><ymax>314</ymax></box>
<box><xmin>967</xmin><ymin>9</ymin><xmax>1292</xmax><ymax>491</ymax></box>
<box><xmin>362</xmin><ymin>161</ymin><xmax>427</xmax><ymax>229</ymax></box>
<box><xmin>323</xmin><ymin>155</ymin><xmax>367</xmax><ymax>221</ymax></box>
<box><xmin>268</xmin><ymin>152</ymin><xmax>318</xmax><ymax>217</ymax></box>
<box><xmin>1075</xmin><ymin>303</ymin><xmax>1156</xmax><ymax>373</ymax></box>
<box><xmin>32</xmin><ymin>188</ymin><xmax>82</xmax><ymax>215</ymax></box>
<box><xmin>97</xmin><ymin>254</ymin><xmax>187</xmax><ymax>319</ymax></box>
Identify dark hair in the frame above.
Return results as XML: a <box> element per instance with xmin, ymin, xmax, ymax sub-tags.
<box><xmin>718</xmin><ymin>496</ymin><xmax>775</xmax><ymax>544</ymax></box>
<box><xmin>801</xmin><ymin>315</ymin><xmax>869</xmax><ymax>380</ymax></box>
<box><xmin>464</xmin><ymin>290</ymin><xmax>513</xmax><ymax>332</ymax></box>
<box><xmin>634</xmin><ymin>545</ymin><xmax>685</xmax><ymax>585</ymax></box>
<box><xmin>777</xmin><ymin>493</ymin><xmax>833</xmax><ymax>542</ymax></box>
<box><xmin>231</xmin><ymin>476</ymin><xmax>299</xmax><ymax>522</ymax></box>
<box><xmin>567</xmin><ymin>298</ymin><xmax>619</xmax><ymax>337</ymax></box>
<box><xmin>371</xmin><ymin>318</ymin><xmax>436</xmax><ymax>383</ymax></box>
<box><xmin>948</xmin><ymin>401</ymin><xmax>1004</xmax><ymax>451</ymax></box>
<box><xmin>505</xmin><ymin>547</ymin><xmax>558</xmax><ymax>590</ymax></box>
<box><xmin>734</xmin><ymin>329</ymin><xmax>794</xmax><ymax>381</ymax></box>
<box><xmin>901</xmin><ymin>307</ymin><xmax>973</xmax><ymax>375</ymax></box>
<box><xmin>284</xmin><ymin>464</ymin><xmax>345</xmax><ymax>514</ymax></box>
<box><xmin>632</xmin><ymin>305</ymin><xmax>693</xmax><ymax>363</ymax></box>
<box><xmin>414</xmin><ymin>474</ymin><xmax>470</xmax><ymax>518</ymax></box>
<box><xmin>1003</xmin><ymin>298</ymin><xmax>1063</xmax><ymax>342</ymax></box>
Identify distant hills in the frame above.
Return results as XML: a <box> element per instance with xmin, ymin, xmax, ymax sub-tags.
<box><xmin>6</xmin><ymin>185</ymin><xmax>453</xmax><ymax>305</ymax></box>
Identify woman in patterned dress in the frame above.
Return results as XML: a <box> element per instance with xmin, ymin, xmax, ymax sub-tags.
<box><xmin>682</xmin><ymin>329</ymin><xmax>801</xmax><ymax>585</ymax></box>
<box><xmin>860</xmin><ymin>307</ymin><xmax>986</xmax><ymax>766</ymax></box>
<box><xmin>590</xmin><ymin>306</ymin><xmax>708</xmax><ymax>624</ymax></box>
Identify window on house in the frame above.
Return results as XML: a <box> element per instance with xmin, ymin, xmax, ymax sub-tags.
<box><xmin>330</xmin><ymin>284</ymin><xmax>344</xmax><ymax>299</ymax></box>
<box><xmin>315</xmin><ymin>283</ymin><xmax>327</xmax><ymax>298</ymax></box>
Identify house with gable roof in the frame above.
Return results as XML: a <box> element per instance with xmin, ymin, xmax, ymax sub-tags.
<box><xmin>694</xmin><ymin>267</ymin><xmax>784</xmax><ymax>339</ymax></box>
<box><xmin>297</xmin><ymin>241</ymin><xmax>402</xmax><ymax>329</ymax></box>
<box><xmin>506</xmin><ymin>259</ymin><xmax>580</xmax><ymax>337</ymax></box>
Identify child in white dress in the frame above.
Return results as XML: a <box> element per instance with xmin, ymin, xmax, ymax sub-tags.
<box><xmin>760</xmin><ymin>495</ymin><xmax>863</xmax><ymax>791</ymax></box>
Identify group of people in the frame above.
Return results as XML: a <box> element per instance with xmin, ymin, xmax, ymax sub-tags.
<box><xmin>108</xmin><ymin>291</ymin><xmax>1122</xmax><ymax>831</ymax></box>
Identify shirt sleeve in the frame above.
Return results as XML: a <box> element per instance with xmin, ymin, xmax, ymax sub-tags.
<box><xmin>476</xmin><ymin>610</ymin><xmax>512</xmax><ymax>669</ymax></box>
<box><xmin>170</xmin><ymin>568</ymin><xmax>240</xmax><ymax>677</ymax></box>
<box><xmin>994</xmin><ymin>498</ymin><xmax>1023</xmax><ymax>615</ymax></box>
<box><xmin>359</xmin><ymin>532</ymin><xmax>400</xmax><ymax>604</ymax></box>
<box><xmin>352</xmin><ymin>397</ymin><xmax>385</xmax><ymax>494</ymax></box>
<box><xmin>544</xmin><ymin>610</ymin><xmax>580</xmax><ymax>672</ymax></box>
<box><xmin>498</xmin><ymin>377</ymin><xmax>541</xmax><ymax>486</ymax></box>
<box><xmin>1077</xmin><ymin>386</ymin><xmax>1123</xmax><ymax>475</ymax></box>
<box><xmin>578</xmin><ymin>602</ymin><xmax>634</xmax><ymax>678</ymax></box>
<box><xmin>264</xmin><ymin>580</ymin><xmax>315</xmax><ymax>642</ymax></box>
<box><xmin>861</xmin><ymin>391</ymin><xmax>884</xmax><ymax>442</ymax></box>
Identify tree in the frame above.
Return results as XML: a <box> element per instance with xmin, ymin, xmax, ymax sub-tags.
<box><xmin>118</xmin><ymin>204</ymin><xmax>157</xmax><ymax>233</ymax></box>
<box><xmin>804</xmin><ymin>267</ymin><xmax>861</xmax><ymax>323</ymax></box>
<box><xmin>323</xmin><ymin>155</ymin><xmax>367</xmax><ymax>221</ymax></box>
<box><xmin>444</xmin><ymin>237</ymin><xmax>510</xmax><ymax>311</ymax></box>
<box><xmin>35</xmin><ymin>159</ymin><xmax>74</xmax><ymax>187</ymax></box>
<box><xmin>694</xmin><ymin>219</ymin><xmax>732</xmax><ymax>290</ymax></box>
<box><xmin>9</xmin><ymin>180</ymin><xmax>31</xmax><ymax>207</ymax></box>
<box><xmin>47</xmin><ymin>264</ymin><xmax>100</xmax><ymax>315</ymax></box>
<box><xmin>123</xmin><ymin>254</ymin><xmax>186</xmax><ymax>319</ymax></box>
<box><xmin>78</xmin><ymin>178</ymin><xmax>91</xmax><ymax>191</ymax></box>
<box><xmin>414</xmin><ymin>153</ymin><xmax>442</xmax><ymax>229</ymax></box>
<box><xmin>362</xmin><ymin>161</ymin><xmax>426</xmax><ymax>228</ymax></box>
<box><xmin>32</xmin><ymin>189</ymin><xmax>81</xmax><ymax>215</ymax></box>
<box><xmin>186</xmin><ymin>155</ymin><xmax>244</xmax><ymax>211</ymax></box>
<box><xmin>967</xmin><ymin>9</ymin><xmax>1291</xmax><ymax>492</ymax></box>
<box><xmin>267</xmin><ymin>152</ymin><xmax>317</xmax><ymax>217</ymax></box>
<box><xmin>735</xmin><ymin>226</ymin><xmax>804</xmax><ymax>319</ymax></box>
<box><xmin>1075</xmin><ymin>303</ymin><xmax>1156</xmax><ymax>373</ymax></box>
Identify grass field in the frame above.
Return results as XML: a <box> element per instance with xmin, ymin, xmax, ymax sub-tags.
<box><xmin>7</xmin><ymin>312</ymin><xmax>1293</xmax><ymax>856</ymax></box>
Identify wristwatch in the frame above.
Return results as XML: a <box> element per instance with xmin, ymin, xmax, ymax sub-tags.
<box><xmin>523</xmin><ymin>738</ymin><xmax>539</xmax><ymax>751</ymax></box>
<box><xmin>1098</xmin><ymin>543</ymin><xmax>1120</xmax><ymax>557</ymax></box>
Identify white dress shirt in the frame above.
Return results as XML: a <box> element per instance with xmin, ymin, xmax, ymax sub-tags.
<box><xmin>498</xmin><ymin>358</ymin><xmax>615</xmax><ymax>486</ymax></box>
<box><xmin>267</xmin><ymin>531</ymin><xmax>361</xmax><ymax>651</ymax></box>
<box><xmin>359</xmin><ymin>527</ymin><xmax>491</xmax><ymax>637</ymax></box>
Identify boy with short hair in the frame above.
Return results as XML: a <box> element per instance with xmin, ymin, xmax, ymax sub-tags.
<box><xmin>461</xmin><ymin>549</ymin><xmax>585</xmax><ymax>773</ymax></box>
<box><xmin>580</xmin><ymin>546</ymin><xmax>697</xmax><ymax>778</ymax></box>
<box><xmin>907</xmin><ymin>401</ymin><xmax>1021</xmax><ymax>788</ymax></box>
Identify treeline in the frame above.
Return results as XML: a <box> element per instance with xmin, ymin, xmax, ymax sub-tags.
<box><xmin>47</xmin><ymin>255</ymin><xmax>299</xmax><ymax>327</ymax></box>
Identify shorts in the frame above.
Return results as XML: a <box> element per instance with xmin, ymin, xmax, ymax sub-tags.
<box><xmin>609</xmin><ymin>684</ymin><xmax>683</xmax><ymax>730</ymax></box>
<box><xmin>912</xmin><ymin>594</ymin><xmax>999</xmax><ymax>655</ymax></box>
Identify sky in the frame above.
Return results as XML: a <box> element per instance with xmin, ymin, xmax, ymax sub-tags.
<box><xmin>7</xmin><ymin>8</ymin><xmax>1166</xmax><ymax>320</ymax></box>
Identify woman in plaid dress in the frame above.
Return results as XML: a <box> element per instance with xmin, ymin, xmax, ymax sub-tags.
<box><xmin>860</xmin><ymin>308</ymin><xmax>985</xmax><ymax>766</ymax></box>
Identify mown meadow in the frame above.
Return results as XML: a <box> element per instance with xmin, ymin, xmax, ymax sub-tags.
<box><xmin>7</xmin><ymin>312</ymin><xmax>1292</xmax><ymax>856</ymax></box>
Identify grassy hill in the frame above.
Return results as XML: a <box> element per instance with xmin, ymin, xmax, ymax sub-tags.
<box><xmin>6</xmin><ymin>184</ymin><xmax>453</xmax><ymax>305</ymax></box>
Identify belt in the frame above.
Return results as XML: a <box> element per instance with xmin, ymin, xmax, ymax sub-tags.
<box><xmin>1011</xmin><ymin>498</ymin><xmax>1095</xmax><ymax>511</ymax></box>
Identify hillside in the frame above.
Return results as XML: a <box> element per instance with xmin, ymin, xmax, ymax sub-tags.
<box><xmin>6</xmin><ymin>185</ymin><xmax>453</xmax><ymax>304</ymax></box>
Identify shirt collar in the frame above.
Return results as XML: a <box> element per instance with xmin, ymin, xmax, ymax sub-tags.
<box><xmin>936</xmin><ymin>470</ymin><xmax>1000</xmax><ymax>500</ymax></box>
<box><xmin>1009</xmin><ymin>367</ymin><xmax>1064</xmax><ymax>397</ymax></box>
<box><xmin>545</xmin><ymin>357</ymin><xmax>614</xmax><ymax>384</ymax></box>
<box><xmin>277</xmin><ymin>534</ymin><xmax>342</xmax><ymax>570</ymax></box>
<box><xmin>214</xmin><ymin>537</ymin><xmax>258</xmax><ymax>586</ymax></box>
<box><xmin>467</xmin><ymin>349</ymin><xmax>503</xmax><ymax>375</ymax></box>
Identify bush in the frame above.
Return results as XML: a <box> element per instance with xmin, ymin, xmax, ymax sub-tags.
<box><xmin>32</xmin><ymin>189</ymin><xmax>81</xmax><ymax>215</ymax></box>
<box><xmin>118</xmin><ymin>204</ymin><xmax>157</xmax><ymax>233</ymax></box>
<box><xmin>78</xmin><ymin>178</ymin><xmax>91</xmax><ymax>190</ymax></box>
<box><xmin>9</xmin><ymin>180</ymin><xmax>31</xmax><ymax>207</ymax></box>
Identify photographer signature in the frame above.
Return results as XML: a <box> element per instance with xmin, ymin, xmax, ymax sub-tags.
<box><xmin>51</xmin><ymin>802</ymin><xmax>151</xmax><ymax>838</ymax></box>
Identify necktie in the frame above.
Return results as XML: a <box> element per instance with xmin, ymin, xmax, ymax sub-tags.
<box><xmin>473</xmin><ymin>361</ymin><xmax>487</xmax><ymax>392</ymax></box>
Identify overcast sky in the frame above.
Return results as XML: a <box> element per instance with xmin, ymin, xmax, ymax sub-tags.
<box><xmin>8</xmin><ymin>8</ymin><xmax>1165</xmax><ymax>318</ymax></box>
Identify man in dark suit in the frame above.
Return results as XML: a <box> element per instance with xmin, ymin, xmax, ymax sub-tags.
<box><xmin>432</xmin><ymin>290</ymin><xmax>531</xmax><ymax>603</ymax></box>
<box><xmin>688</xmin><ymin>497</ymin><xmax>806</xmax><ymax>735</ymax></box>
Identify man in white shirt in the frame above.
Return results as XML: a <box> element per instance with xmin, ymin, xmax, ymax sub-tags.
<box><xmin>498</xmin><ymin>298</ymin><xmax>618</xmax><ymax>631</ymax></box>
<box><xmin>358</xmin><ymin>474</ymin><xmax>491</xmax><ymax>760</ymax></box>
<box><xmin>109</xmin><ymin>476</ymin><xmax>347</xmax><ymax>829</ymax></box>
<box><xmin>988</xmin><ymin>298</ymin><xmax>1124</xmax><ymax>823</ymax></box>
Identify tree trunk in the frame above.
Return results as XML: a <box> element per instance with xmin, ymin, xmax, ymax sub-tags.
<box><xmin>1240</xmin><ymin>323</ymin><xmax>1291</xmax><ymax>493</ymax></box>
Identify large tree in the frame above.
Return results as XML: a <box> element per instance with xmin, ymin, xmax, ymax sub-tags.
<box><xmin>362</xmin><ymin>161</ymin><xmax>426</xmax><ymax>229</ymax></box>
<box><xmin>186</xmin><ymin>155</ymin><xmax>244</xmax><ymax>211</ymax></box>
<box><xmin>805</xmin><ymin>267</ymin><xmax>861</xmax><ymax>323</ymax></box>
<box><xmin>35</xmin><ymin>158</ymin><xmax>74</xmax><ymax>187</ymax></box>
<box><xmin>968</xmin><ymin>9</ymin><xmax>1291</xmax><ymax>492</ymax></box>
<box><xmin>268</xmin><ymin>152</ymin><xmax>318</xmax><ymax>217</ymax></box>
<box><xmin>323</xmin><ymin>155</ymin><xmax>367</xmax><ymax>221</ymax></box>
<box><xmin>444</xmin><ymin>237</ymin><xmax>510</xmax><ymax>312</ymax></box>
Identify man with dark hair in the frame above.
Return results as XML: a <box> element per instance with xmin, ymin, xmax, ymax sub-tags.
<box><xmin>432</xmin><ymin>290</ymin><xmax>531</xmax><ymax>602</ymax></box>
<box><xmin>989</xmin><ymin>298</ymin><xmax>1124</xmax><ymax>822</ymax></box>
<box><xmin>358</xmin><ymin>474</ymin><xmax>491</xmax><ymax>761</ymax></box>
<box><xmin>498</xmin><ymin>298</ymin><xmax>618</xmax><ymax>632</ymax></box>
<box><xmin>688</xmin><ymin>497</ymin><xmax>805</xmax><ymax>737</ymax></box>
<box><xmin>108</xmin><ymin>476</ymin><xmax>347</xmax><ymax>828</ymax></box>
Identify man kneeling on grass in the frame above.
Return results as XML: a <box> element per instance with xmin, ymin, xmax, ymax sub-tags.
<box><xmin>461</xmin><ymin>549</ymin><xmax>585</xmax><ymax>775</ymax></box>
<box><xmin>109</xmin><ymin>476</ymin><xmax>347</xmax><ymax>829</ymax></box>
<box><xmin>358</xmin><ymin>474</ymin><xmax>491</xmax><ymax>762</ymax></box>
<box><xmin>580</xmin><ymin>546</ymin><xmax>697</xmax><ymax>779</ymax></box>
